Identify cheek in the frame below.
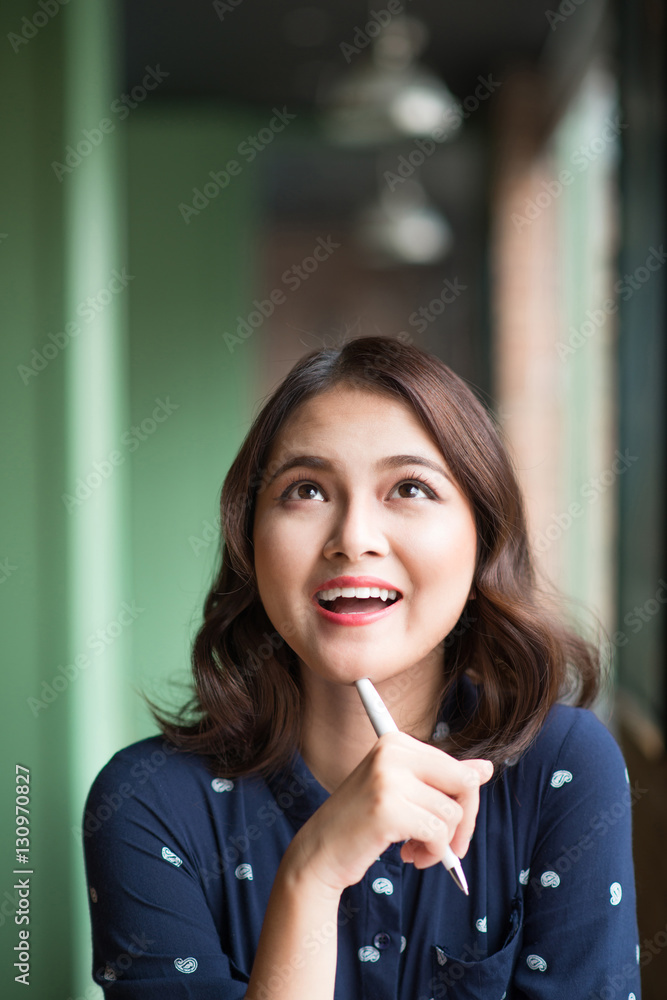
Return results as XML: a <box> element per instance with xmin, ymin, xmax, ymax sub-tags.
<box><xmin>407</xmin><ymin>509</ymin><xmax>477</xmax><ymax>575</ymax></box>
<box><xmin>402</xmin><ymin>528</ymin><xmax>476</xmax><ymax>626</ymax></box>
<box><xmin>253</xmin><ymin>523</ymin><xmax>279</xmax><ymax>596</ymax></box>
<box><xmin>253</xmin><ymin>516</ymin><xmax>308</xmax><ymax>606</ymax></box>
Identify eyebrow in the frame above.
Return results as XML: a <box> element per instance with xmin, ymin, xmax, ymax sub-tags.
<box><xmin>266</xmin><ymin>454</ymin><xmax>454</xmax><ymax>486</ymax></box>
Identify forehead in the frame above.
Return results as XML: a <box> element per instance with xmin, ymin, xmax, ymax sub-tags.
<box><xmin>269</xmin><ymin>385</ymin><xmax>434</xmax><ymax>451</ymax></box>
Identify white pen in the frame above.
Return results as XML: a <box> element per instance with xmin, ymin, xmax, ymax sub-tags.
<box><xmin>354</xmin><ymin>677</ymin><xmax>469</xmax><ymax>896</ymax></box>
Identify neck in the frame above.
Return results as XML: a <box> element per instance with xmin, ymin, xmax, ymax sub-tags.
<box><xmin>298</xmin><ymin>660</ymin><xmax>445</xmax><ymax>794</ymax></box>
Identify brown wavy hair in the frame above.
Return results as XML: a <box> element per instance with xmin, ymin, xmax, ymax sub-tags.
<box><xmin>145</xmin><ymin>335</ymin><xmax>607</xmax><ymax>777</ymax></box>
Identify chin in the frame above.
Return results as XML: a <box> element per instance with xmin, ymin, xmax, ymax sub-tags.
<box><xmin>299</xmin><ymin>652</ymin><xmax>388</xmax><ymax>685</ymax></box>
<box><xmin>336</xmin><ymin>661</ymin><xmax>412</xmax><ymax>688</ymax></box>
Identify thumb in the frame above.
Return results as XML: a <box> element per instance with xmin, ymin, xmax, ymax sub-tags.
<box><xmin>463</xmin><ymin>758</ymin><xmax>494</xmax><ymax>785</ymax></box>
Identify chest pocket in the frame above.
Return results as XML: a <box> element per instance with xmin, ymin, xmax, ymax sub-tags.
<box><xmin>428</xmin><ymin>892</ymin><xmax>523</xmax><ymax>999</ymax></box>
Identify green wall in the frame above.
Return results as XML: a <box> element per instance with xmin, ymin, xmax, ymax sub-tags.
<box><xmin>124</xmin><ymin>106</ymin><xmax>263</xmax><ymax>741</ymax></box>
<box><xmin>1</xmin><ymin>3</ymin><xmax>72</xmax><ymax>996</ymax></box>
<box><xmin>0</xmin><ymin>3</ymin><xmax>262</xmax><ymax>996</ymax></box>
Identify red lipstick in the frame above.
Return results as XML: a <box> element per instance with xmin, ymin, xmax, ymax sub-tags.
<box><xmin>311</xmin><ymin>575</ymin><xmax>403</xmax><ymax>627</ymax></box>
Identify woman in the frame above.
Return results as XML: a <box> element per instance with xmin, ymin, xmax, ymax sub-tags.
<box><xmin>83</xmin><ymin>335</ymin><xmax>640</xmax><ymax>998</ymax></box>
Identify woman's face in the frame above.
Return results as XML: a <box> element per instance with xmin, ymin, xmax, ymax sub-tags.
<box><xmin>252</xmin><ymin>384</ymin><xmax>478</xmax><ymax>688</ymax></box>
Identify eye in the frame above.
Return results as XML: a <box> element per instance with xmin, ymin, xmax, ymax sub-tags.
<box><xmin>390</xmin><ymin>475</ymin><xmax>439</xmax><ymax>500</ymax></box>
<box><xmin>279</xmin><ymin>477</ymin><xmax>325</xmax><ymax>502</ymax></box>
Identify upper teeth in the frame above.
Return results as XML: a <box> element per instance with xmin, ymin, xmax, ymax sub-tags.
<box><xmin>316</xmin><ymin>586</ymin><xmax>399</xmax><ymax>601</ymax></box>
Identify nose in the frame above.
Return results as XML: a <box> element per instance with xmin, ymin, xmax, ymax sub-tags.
<box><xmin>322</xmin><ymin>493</ymin><xmax>390</xmax><ymax>561</ymax></box>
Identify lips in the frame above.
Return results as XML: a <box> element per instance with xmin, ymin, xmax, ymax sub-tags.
<box><xmin>310</xmin><ymin>575</ymin><xmax>404</xmax><ymax>626</ymax></box>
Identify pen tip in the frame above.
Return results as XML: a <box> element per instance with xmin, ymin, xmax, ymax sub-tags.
<box><xmin>450</xmin><ymin>859</ymin><xmax>469</xmax><ymax>896</ymax></box>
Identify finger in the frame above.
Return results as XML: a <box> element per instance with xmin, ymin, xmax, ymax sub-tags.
<box><xmin>414</xmin><ymin>760</ymin><xmax>483</xmax><ymax>842</ymax></box>
<box><xmin>409</xmin><ymin>744</ymin><xmax>492</xmax><ymax>800</ymax></box>
<box><xmin>405</xmin><ymin>838</ymin><xmax>451</xmax><ymax>870</ymax></box>
<box><xmin>402</xmin><ymin>793</ymin><xmax>474</xmax><ymax>867</ymax></box>
<box><xmin>420</xmin><ymin>775</ymin><xmax>478</xmax><ymax>859</ymax></box>
<box><xmin>448</xmin><ymin>760</ymin><xmax>492</xmax><ymax>857</ymax></box>
<box><xmin>448</xmin><ymin>781</ymin><xmax>479</xmax><ymax>858</ymax></box>
<box><xmin>400</xmin><ymin>785</ymin><xmax>465</xmax><ymax>862</ymax></box>
<box><xmin>404</xmin><ymin>758</ymin><xmax>490</xmax><ymax>859</ymax></box>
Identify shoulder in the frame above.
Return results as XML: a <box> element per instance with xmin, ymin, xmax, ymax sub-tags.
<box><xmin>86</xmin><ymin>733</ymin><xmax>214</xmax><ymax>801</ymax></box>
<box><xmin>82</xmin><ymin>734</ymin><xmax>243</xmax><ymax>842</ymax></box>
<box><xmin>530</xmin><ymin>702</ymin><xmax>626</xmax><ymax>772</ymax></box>
<box><xmin>509</xmin><ymin>703</ymin><xmax>630</xmax><ymax>810</ymax></box>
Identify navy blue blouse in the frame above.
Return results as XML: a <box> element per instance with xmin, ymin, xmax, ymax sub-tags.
<box><xmin>82</xmin><ymin>692</ymin><xmax>641</xmax><ymax>999</ymax></box>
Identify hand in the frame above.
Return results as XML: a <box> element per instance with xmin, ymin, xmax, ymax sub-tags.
<box><xmin>281</xmin><ymin>731</ymin><xmax>493</xmax><ymax>898</ymax></box>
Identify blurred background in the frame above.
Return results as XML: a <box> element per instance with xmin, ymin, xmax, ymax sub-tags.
<box><xmin>1</xmin><ymin>0</ymin><xmax>665</xmax><ymax>996</ymax></box>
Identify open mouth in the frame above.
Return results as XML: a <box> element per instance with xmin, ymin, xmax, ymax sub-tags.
<box><xmin>316</xmin><ymin>588</ymin><xmax>402</xmax><ymax>615</ymax></box>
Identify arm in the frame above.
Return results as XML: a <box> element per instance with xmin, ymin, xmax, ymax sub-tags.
<box><xmin>82</xmin><ymin>749</ymin><xmax>251</xmax><ymax>998</ymax></box>
<box><xmin>244</xmin><ymin>849</ymin><xmax>342</xmax><ymax>1000</ymax></box>
<box><xmin>513</xmin><ymin>709</ymin><xmax>641</xmax><ymax>998</ymax></box>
